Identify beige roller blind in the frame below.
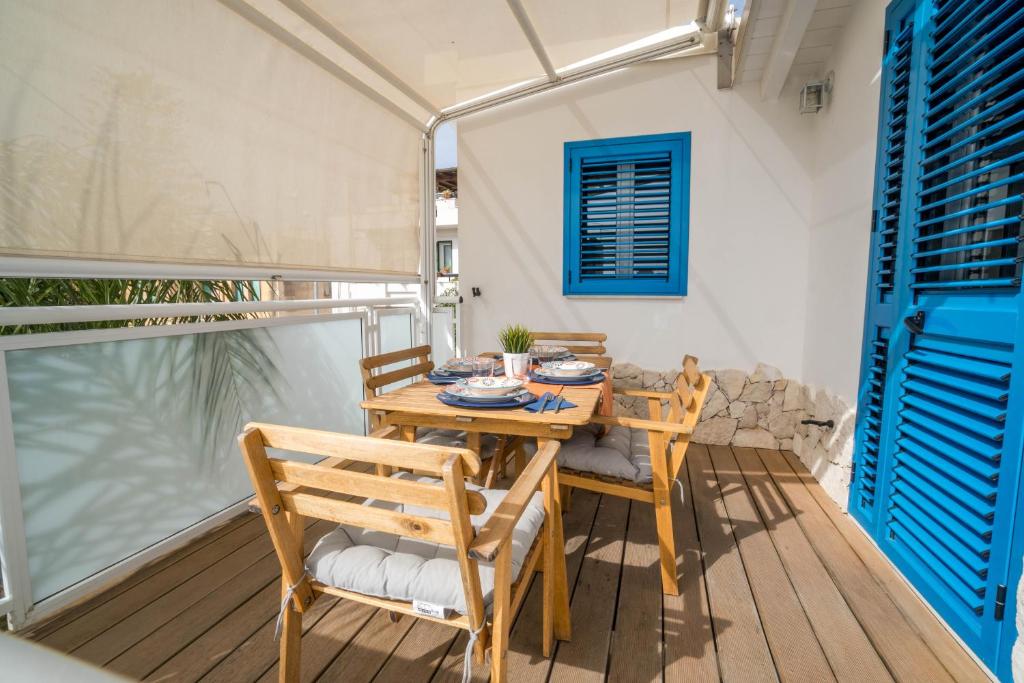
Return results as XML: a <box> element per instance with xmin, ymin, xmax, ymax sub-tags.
<box><xmin>0</xmin><ymin>0</ymin><xmax>422</xmax><ymax>277</ymax></box>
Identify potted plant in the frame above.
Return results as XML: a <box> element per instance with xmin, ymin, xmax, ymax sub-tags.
<box><xmin>498</xmin><ymin>324</ymin><xmax>533</xmax><ymax>379</ymax></box>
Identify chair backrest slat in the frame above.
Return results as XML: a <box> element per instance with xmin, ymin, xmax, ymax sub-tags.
<box><xmin>268</xmin><ymin>458</ymin><xmax>487</xmax><ymax>514</ymax></box>
<box><xmin>364</xmin><ymin>360</ymin><xmax>434</xmax><ymax>392</ymax></box>
<box><xmin>360</xmin><ymin>344</ymin><xmax>432</xmax><ymax>371</ymax></box>
<box><xmin>280</xmin><ymin>491</ymin><xmax>457</xmax><ymax>545</ymax></box>
<box><xmin>250</xmin><ymin>422</ymin><xmax>482</xmax><ymax>476</ymax></box>
<box><xmin>531</xmin><ymin>331</ymin><xmax>611</xmax><ymax>368</ymax></box>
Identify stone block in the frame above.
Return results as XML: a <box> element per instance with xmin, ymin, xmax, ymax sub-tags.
<box><xmin>692</xmin><ymin>416</ymin><xmax>739</xmax><ymax>445</ymax></box>
<box><xmin>739</xmin><ymin>381</ymin><xmax>773</xmax><ymax>403</ymax></box>
<box><xmin>750</xmin><ymin>362</ymin><xmax>783</xmax><ymax>383</ymax></box>
<box><xmin>733</xmin><ymin>428</ymin><xmax>780</xmax><ymax>449</ymax></box>
<box><xmin>715</xmin><ymin>369</ymin><xmax>747</xmax><ymax>402</ymax></box>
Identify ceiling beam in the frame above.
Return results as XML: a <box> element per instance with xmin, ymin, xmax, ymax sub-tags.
<box><xmin>505</xmin><ymin>0</ymin><xmax>558</xmax><ymax>81</ymax></box>
<box><xmin>760</xmin><ymin>0</ymin><xmax>817</xmax><ymax>101</ymax></box>
<box><xmin>277</xmin><ymin>0</ymin><xmax>439</xmax><ymax>115</ymax></box>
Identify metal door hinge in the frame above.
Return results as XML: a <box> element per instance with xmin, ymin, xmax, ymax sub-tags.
<box><xmin>850</xmin><ymin>460</ymin><xmax>857</xmax><ymax>481</ymax></box>
<box><xmin>995</xmin><ymin>584</ymin><xmax>1007</xmax><ymax>621</ymax></box>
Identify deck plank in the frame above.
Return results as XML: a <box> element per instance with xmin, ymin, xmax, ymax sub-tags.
<box><xmin>502</xmin><ymin>488</ymin><xmax>601</xmax><ymax>683</ymax></box>
<box><xmin>198</xmin><ymin>596</ymin><xmax>341</xmax><ymax>683</ymax></box>
<box><xmin>107</xmin><ymin>520</ymin><xmax>332</xmax><ymax>679</ymax></box>
<box><xmin>606</xmin><ymin>501</ymin><xmax>662</xmax><ymax>683</ymax></box>
<box><xmin>663</xmin><ymin>456</ymin><xmax>719</xmax><ymax>683</ymax></box>
<box><xmin>776</xmin><ymin>450</ymin><xmax>990</xmax><ymax>683</ymax></box>
<box><xmin>731</xmin><ymin>447</ymin><xmax>893</xmax><ymax>683</ymax></box>
<box><xmin>316</xmin><ymin>608</ymin><xmax>418</xmax><ymax>681</ymax></box>
<box><xmin>709</xmin><ymin>445</ymin><xmax>836</xmax><ymax>682</ymax></box>
<box><xmin>41</xmin><ymin>514</ymin><xmax>266</xmax><ymax>653</ymax></box>
<box><xmin>757</xmin><ymin>448</ymin><xmax>954</xmax><ymax>683</ymax></box>
<box><xmin>144</xmin><ymin>579</ymin><xmax>279</xmax><ymax>681</ymax></box>
<box><xmin>687</xmin><ymin>444</ymin><xmax>777</xmax><ymax>682</ymax></box>
<box><xmin>547</xmin><ymin>494</ymin><xmax>630</xmax><ymax>682</ymax></box>
<box><xmin>24</xmin><ymin>513</ymin><xmax>256</xmax><ymax>643</ymax></box>
<box><xmin>257</xmin><ymin>599</ymin><xmax>378</xmax><ymax>683</ymax></box>
<box><xmin>372</xmin><ymin>619</ymin><xmax>458</xmax><ymax>683</ymax></box>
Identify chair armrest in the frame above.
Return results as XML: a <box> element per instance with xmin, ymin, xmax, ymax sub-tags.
<box><xmin>468</xmin><ymin>440</ymin><xmax>560</xmax><ymax>562</ymax></box>
<box><xmin>616</xmin><ymin>389</ymin><xmax>672</xmax><ymax>400</ymax></box>
<box><xmin>591</xmin><ymin>414</ymin><xmax>693</xmax><ymax>435</ymax></box>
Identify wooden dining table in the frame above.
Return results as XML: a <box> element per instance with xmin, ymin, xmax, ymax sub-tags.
<box><xmin>360</xmin><ymin>379</ymin><xmax>604</xmax><ymax>448</ymax></box>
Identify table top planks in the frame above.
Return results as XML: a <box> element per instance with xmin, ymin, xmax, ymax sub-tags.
<box><xmin>361</xmin><ymin>380</ymin><xmax>603</xmax><ymax>427</ymax></box>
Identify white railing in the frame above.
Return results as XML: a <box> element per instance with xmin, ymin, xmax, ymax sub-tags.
<box><xmin>0</xmin><ymin>295</ymin><xmax>421</xmax><ymax>630</ymax></box>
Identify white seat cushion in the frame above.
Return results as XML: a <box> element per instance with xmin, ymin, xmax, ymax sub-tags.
<box><xmin>415</xmin><ymin>428</ymin><xmax>502</xmax><ymax>460</ymax></box>
<box><xmin>306</xmin><ymin>472</ymin><xmax>545</xmax><ymax>615</ymax></box>
<box><xmin>557</xmin><ymin>424</ymin><xmax>653</xmax><ymax>484</ymax></box>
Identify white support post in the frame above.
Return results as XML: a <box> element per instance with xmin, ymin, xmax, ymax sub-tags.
<box><xmin>0</xmin><ymin>353</ymin><xmax>33</xmax><ymax>629</ymax></box>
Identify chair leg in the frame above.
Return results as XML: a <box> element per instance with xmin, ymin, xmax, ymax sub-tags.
<box><xmin>542</xmin><ymin>461</ymin><xmax>571</xmax><ymax>646</ymax></box>
<box><xmin>653</xmin><ymin>485</ymin><xmax>680</xmax><ymax>596</ymax></box>
<box><xmin>490</xmin><ymin>544</ymin><xmax>513</xmax><ymax>683</ymax></box>
<box><xmin>513</xmin><ymin>442</ymin><xmax>526</xmax><ymax>476</ymax></box>
<box><xmin>483</xmin><ymin>436</ymin><xmax>507</xmax><ymax>488</ymax></box>
<box><xmin>278</xmin><ymin>594</ymin><xmax>302</xmax><ymax>683</ymax></box>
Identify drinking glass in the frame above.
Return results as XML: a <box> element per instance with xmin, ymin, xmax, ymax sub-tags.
<box><xmin>472</xmin><ymin>357</ymin><xmax>496</xmax><ymax>377</ymax></box>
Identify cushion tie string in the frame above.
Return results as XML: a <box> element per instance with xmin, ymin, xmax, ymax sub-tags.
<box><xmin>462</xmin><ymin>621</ymin><xmax>487</xmax><ymax>683</ymax></box>
<box><xmin>274</xmin><ymin>573</ymin><xmax>310</xmax><ymax>640</ymax></box>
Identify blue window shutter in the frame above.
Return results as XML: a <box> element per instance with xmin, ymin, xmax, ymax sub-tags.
<box><xmin>563</xmin><ymin>132</ymin><xmax>690</xmax><ymax>296</ymax></box>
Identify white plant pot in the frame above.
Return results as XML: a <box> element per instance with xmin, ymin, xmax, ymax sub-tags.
<box><xmin>503</xmin><ymin>352</ymin><xmax>530</xmax><ymax>379</ymax></box>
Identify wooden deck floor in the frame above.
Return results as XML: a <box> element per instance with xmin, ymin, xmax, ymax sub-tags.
<box><xmin>24</xmin><ymin>446</ymin><xmax>990</xmax><ymax>682</ymax></box>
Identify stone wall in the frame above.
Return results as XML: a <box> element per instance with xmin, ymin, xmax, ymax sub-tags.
<box><xmin>611</xmin><ymin>362</ymin><xmax>856</xmax><ymax>509</ymax></box>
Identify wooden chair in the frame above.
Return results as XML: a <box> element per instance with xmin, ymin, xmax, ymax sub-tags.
<box><xmin>359</xmin><ymin>345</ymin><xmax>519</xmax><ymax>486</ymax></box>
<box><xmin>557</xmin><ymin>355</ymin><xmax>710</xmax><ymax>595</ymax></box>
<box><xmin>238</xmin><ymin>424</ymin><xmax>571</xmax><ymax>683</ymax></box>
<box><xmin>531</xmin><ymin>331</ymin><xmax>612</xmax><ymax>369</ymax></box>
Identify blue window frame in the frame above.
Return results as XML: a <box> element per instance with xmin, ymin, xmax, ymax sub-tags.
<box><xmin>563</xmin><ymin>132</ymin><xmax>690</xmax><ymax>296</ymax></box>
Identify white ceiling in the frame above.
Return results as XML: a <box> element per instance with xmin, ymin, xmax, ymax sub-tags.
<box><xmin>736</xmin><ymin>0</ymin><xmax>856</xmax><ymax>92</ymax></box>
<box><xmin>301</xmin><ymin>0</ymin><xmax>700</xmax><ymax>110</ymax></box>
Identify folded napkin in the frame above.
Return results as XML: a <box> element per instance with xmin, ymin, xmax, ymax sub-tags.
<box><xmin>524</xmin><ymin>392</ymin><xmax>577</xmax><ymax>413</ymax></box>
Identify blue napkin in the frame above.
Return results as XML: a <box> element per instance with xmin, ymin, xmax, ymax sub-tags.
<box><xmin>524</xmin><ymin>392</ymin><xmax>577</xmax><ymax>413</ymax></box>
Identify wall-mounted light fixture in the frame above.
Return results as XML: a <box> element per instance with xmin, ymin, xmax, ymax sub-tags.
<box><xmin>800</xmin><ymin>71</ymin><xmax>834</xmax><ymax>114</ymax></box>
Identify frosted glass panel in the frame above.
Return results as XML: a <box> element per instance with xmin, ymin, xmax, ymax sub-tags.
<box><xmin>432</xmin><ymin>308</ymin><xmax>456</xmax><ymax>362</ymax></box>
<box><xmin>380</xmin><ymin>311</ymin><xmax>414</xmax><ymax>354</ymax></box>
<box><xmin>379</xmin><ymin>311</ymin><xmax>416</xmax><ymax>388</ymax></box>
<box><xmin>7</xmin><ymin>317</ymin><xmax>364</xmax><ymax>602</ymax></box>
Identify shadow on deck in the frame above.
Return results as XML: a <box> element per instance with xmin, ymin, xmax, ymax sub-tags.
<box><xmin>23</xmin><ymin>446</ymin><xmax>989</xmax><ymax>682</ymax></box>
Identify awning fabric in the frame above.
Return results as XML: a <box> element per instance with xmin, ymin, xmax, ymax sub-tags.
<box><xmin>0</xmin><ymin>0</ymin><xmax>422</xmax><ymax>278</ymax></box>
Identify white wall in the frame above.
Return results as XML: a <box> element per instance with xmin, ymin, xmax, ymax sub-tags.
<box><xmin>458</xmin><ymin>54</ymin><xmax>817</xmax><ymax>377</ymax></box>
<box><xmin>802</xmin><ymin>0</ymin><xmax>885</xmax><ymax>403</ymax></box>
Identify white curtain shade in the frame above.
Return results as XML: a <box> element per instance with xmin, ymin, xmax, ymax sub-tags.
<box><xmin>0</xmin><ymin>0</ymin><xmax>422</xmax><ymax>278</ymax></box>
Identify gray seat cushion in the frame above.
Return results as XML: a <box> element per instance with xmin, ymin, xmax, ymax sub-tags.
<box><xmin>557</xmin><ymin>424</ymin><xmax>653</xmax><ymax>484</ymax></box>
<box><xmin>415</xmin><ymin>428</ymin><xmax>501</xmax><ymax>460</ymax></box>
<box><xmin>306</xmin><ymin>472</ymin><xmax>545</xmax><ymax>615</ymax></box>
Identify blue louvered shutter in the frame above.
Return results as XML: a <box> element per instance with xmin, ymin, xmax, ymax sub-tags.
<box><xmin>857</xmin><ymin>0</ymin><xmax>1024</xmax><ymax>674</ymax></box>
<box><xmin>563</xmin><ymin>133</ymin><xmax>690</xmax><ymax>296</ymax></box>
<box><xmin>851</xmin><ymin>2</ymin><xmax>917</xmax><ymax>527</ymax></box>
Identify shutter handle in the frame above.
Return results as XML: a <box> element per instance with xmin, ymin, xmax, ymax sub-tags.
<box><xmin>903</xmin><ymin>310</ymin><xmax>925</xmax><ymax>335</ymax></box>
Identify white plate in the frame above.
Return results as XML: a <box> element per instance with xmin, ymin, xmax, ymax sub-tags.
<box><xmin>530</xmin><ymin>345</ymin><xmax>569</xmax><ymax>360</ymax></box>
<box><xmin>444</xmin><ymin>385</ymin><xmax>530</xmax><ymax>402</ymax></box>
<box><xmin>461</xmin><ymin>375</ymin><xmax>524</xmax><ymax>395</ymax></box>
<box><xmin>540</xmin><ymin>360</ymin><xmax>596</xmax><ymax>377</ymax></box>
<box><xmin>535</xmin><ymin>366</ymin><xmax>603</xmax><ymax>380</ymax></box>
